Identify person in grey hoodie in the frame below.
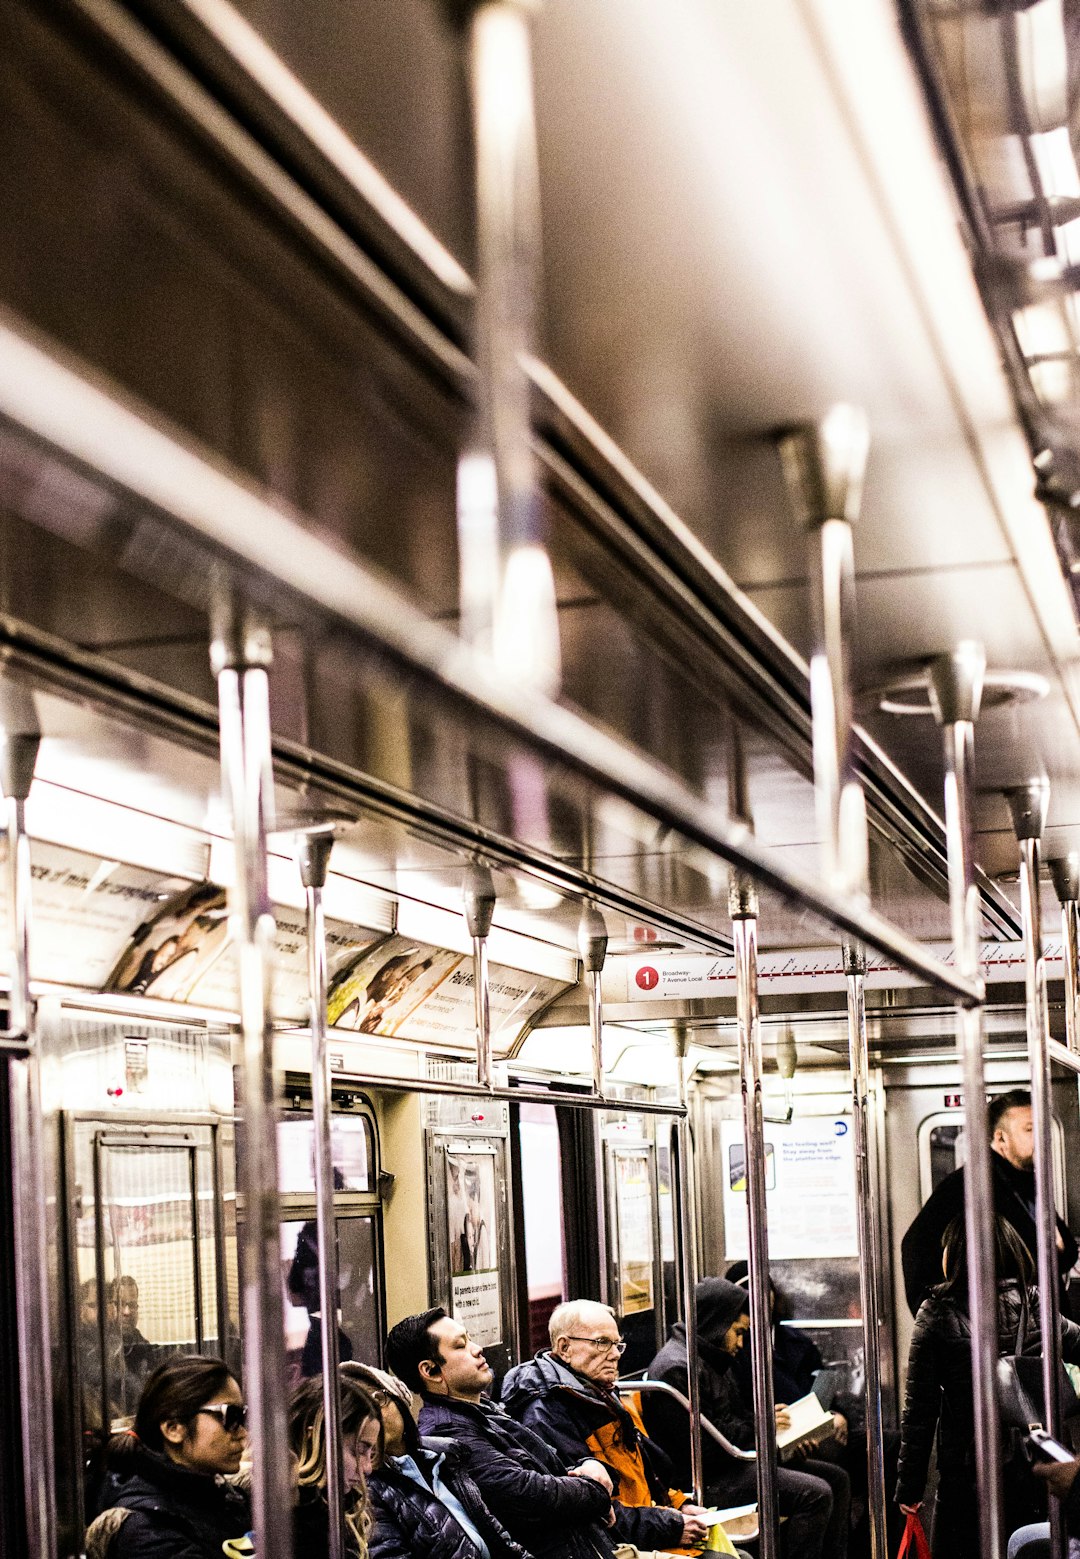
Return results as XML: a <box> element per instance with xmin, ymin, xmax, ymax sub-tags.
<box><xmin>644</xmin><ymin>1278</ymin><xmax>848</xmax><ymax>1559</ymax></box>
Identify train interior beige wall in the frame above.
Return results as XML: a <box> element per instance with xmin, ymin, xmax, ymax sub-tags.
<box><xmin>374</xmin><ymin>1090</ymin><xmax>431</xmax><ymax>1328</ymax></box>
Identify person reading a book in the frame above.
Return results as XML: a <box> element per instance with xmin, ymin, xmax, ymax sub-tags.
<box><xmin>644</xmin><ymin>1277</ymin><xmax>850</xmax><ymax>1559</ymax></box>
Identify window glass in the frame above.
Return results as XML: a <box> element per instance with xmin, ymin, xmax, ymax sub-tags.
<box><xmin>277</xmin><ymin>1115</ymin><xmax>373</xmax><ymax>1195</ymax></box>
<box><xmin>280</xmin><ymin>1216</ymin><xmax>381</xmax><ymax>1386</ymax></box>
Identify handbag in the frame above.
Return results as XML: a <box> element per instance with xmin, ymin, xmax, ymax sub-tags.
<box><xmin>896</xmin><ymin>1510</ymin><xmax>931</xmax><ymax>1559</ymax></box>
<box><xmin>1008</xmin><ymin>1289</ymin><xmax>1080</xmax><ymax>1423</ymax></box>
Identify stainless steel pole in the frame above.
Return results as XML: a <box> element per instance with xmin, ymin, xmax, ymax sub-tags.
<box><xmin>928</xmin><ymin>645</ymin><xmax>1001</xmax><ymax>1559</ymax></box>
<box><xmin>211</xmin><ymin>596</ymin><xmax>292</xmax><ymax>1559</ymax></box>
<box><xmin>672</xmin><ymin>1021</ymin><xmax>705</xmax><ymax>1505</ymax></box>
<box><xmin>297</xmin><ymin>825</ymin><xmax>345</xmax><ymax>1559</ymax></box>
<box><xmin>463</xmin><ymin>0</ymin><xmax>560</xmax><ymax>695</ymax></box>
<box><xmin>2</xmin><ymin>719</ymin><xmax>57</xmax><ymax>1559</ymax></box>
<box><xmin>780</xmin><ymin>409</ymin><xmax>887</xmax><ymax>1556</ymax></box>
<box><xmin>731</xmin><ymin>877</ymin><xmax>779</xmax><ymax>1559</ymax></box>
<box><xmin>1048</xmin><ymin>853</ymin><xmax>1080</xmax><ymax>1053</ymax></box>
<box><xmin>578</xmin><ymin>904</ymin><xmax>608</xmax><ymax>1099</ymax></box>
<box><xmin>463</xmin><ymin>862</ymin><xmax>497</xmax><ymax>1091</ymax></box>
<box><xmin>843</xmin><ymin>941</ymin><xmax>888</xmax><ymax>1559</ymax></box>
<box><xmin>1006</xmin><ymin>782</ymin><xmax>1066</xmax><ymax>1559</ymax></box>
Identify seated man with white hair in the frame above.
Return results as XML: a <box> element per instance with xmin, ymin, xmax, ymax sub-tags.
<box><xmin>501</xmin><ymin>1299</ymin><xmax>710</xmax><ymax>1553</ymax></box>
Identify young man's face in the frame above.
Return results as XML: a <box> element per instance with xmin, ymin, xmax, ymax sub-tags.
<box><xmin>723</xmin><ymin>1314</ymin><xmax>751</xmax><ymax>1356</ymax></box>
<box><xmin>425</xmin><ymin>1316</ymin><xmax>493</xmax><ymax>1398</ymax></box>
<box><xmin>993</xmin><ymin>1106</ymin><xmax>1035</xmax><ymax>1171</ymax></box>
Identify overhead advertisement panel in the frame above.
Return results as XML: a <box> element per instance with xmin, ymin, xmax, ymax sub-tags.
<box><xmin>327</xmin><ymin>936</ymin><xmax>569</xmax><ymax>1052</ymax></box>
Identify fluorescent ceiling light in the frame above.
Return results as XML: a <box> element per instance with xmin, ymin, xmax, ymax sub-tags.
<box><xmin>1016</xmin><ymin>0</ymin><xmax>1069</xmax><ymax>132</ymax></box>
<box><xmin>1031</xmin><ymin>126</ymin><xmax>1080</xmax><ymax>199</ymax></box>
<box><xmin>26</xmin><ymin>780</ymin><xmax>209</xmax><ymax>880</ymax></box>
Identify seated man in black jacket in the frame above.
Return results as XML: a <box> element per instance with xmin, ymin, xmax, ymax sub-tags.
<box><xmin>644</xmin><ymin>1278</ymin><xmax>849</xmax><ymax>1559</ymax></box>
<box><xmin>386</xmin><ymin>1307</ymin><xmax>616</xmax><ymax>1559</ymax></box>
<box><xmin>501</xmin><ymin>1297</ymin><xmax>709</xmax><ymax>1552</ymax></box>
<box><xmin>901</xmin><ymin>1090</ymin><xmax>1078</xmax><ymax>1317</ymax></box>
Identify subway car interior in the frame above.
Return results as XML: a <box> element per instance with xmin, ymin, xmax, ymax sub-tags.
<box><xmin>8</xmin><ymin>2</ymin><xmax>1080</xmax><ymax>1559</ymax></box>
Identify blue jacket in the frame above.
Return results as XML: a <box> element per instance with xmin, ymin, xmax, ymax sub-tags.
<box><xmin>368</xmin><ymin>1438</ymin><xmax>530</xmax><ymax>1559</ymax></box>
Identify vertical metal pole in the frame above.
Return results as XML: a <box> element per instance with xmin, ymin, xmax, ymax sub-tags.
<box><xmin>211</xmin><ymin>596</ymin><xmax>292</xmax><ymax>1559</ymax></box>
<box><xmin>297</xmin><ymin>826</ymin><xmax>345</xmax><ymax>1559</ymax></box>
<box><xmin>672</xmin><ymin>1022</ymin><xmax>704</xmax><ymax>1505</ymax></box>
<box><xmin>1</xmin><ymin>718</ymin><xmax>57</xmax><ymax>1559</ymax></box>
<box><xmin>843</xmin><ymin>942</ymin><xmax>888</xmax><ymax>1559</ymax></box>
<box><xmin>731</xmin><ymin>880</ymin><xmax>779</xmax><ymax>1558</ymax></box>
<box><xmin>464</xmin><ymin>863</ymin><xmax>497</xmax><ymax>1092</ymax></box>
<box><xmin>781</xmin><ymin>407</ymin><xmax>887</xmax><ymax>1559</ymax></box>
<box><xmin>1006</xmin><ymin>782</ymin><xmax>1066</xmax><ymax>1559</ymax></box>
<box><xmin>928</xmin><ymin>645</ymin><xmax>1001</xmax><ymax>1559</ymax></box>
<box><xmin>1048</xmin><ymin>854</ymin><xmax>1080</xmax><ymax>1053</ymax></box>
<box><xmin>458</xmin><ymin>0</ymin><xmax>560</xmax><ymax>695</ymax></box>
<box><xmin>578</xmin><ymin>905</ymin><xmax>608</xmax><ymax>1098</ymax></box>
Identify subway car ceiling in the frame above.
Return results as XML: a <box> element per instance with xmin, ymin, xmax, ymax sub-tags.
<box><xmin>5</xmin><ymin>0</ymin><xmax>1080</xmax><ymax>1054</ymax></box>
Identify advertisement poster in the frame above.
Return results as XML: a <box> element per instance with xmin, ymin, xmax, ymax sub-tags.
<box><xmin>327</xmin><ymin>934</ymin><xmax>462</xmax><ymax>1035</ymax></box>
<box><xmin>446</xmin><ymin>1147</ymin><xmax>501</xmax><ymax>1346</ymax></box>
<box><xmin>396</xmin><ymin>959</ymin><xmax>568</xmax><ymax>1049</ymax></box>
<box><xmin>720</xmin><ymin>1117</ymin><xmax>858</xmax><ymax>1260</ymax></box>
<box><xmin>612</xmin><ymin>1150</ymin><xmax>654</xmax><ymax>1315</ymax></box>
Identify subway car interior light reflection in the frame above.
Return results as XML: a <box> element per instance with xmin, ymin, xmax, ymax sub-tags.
<box><xmin>11</xmin><ymin>2</ymin><xmax>1080</xmax><ymax>1559</ymax></box>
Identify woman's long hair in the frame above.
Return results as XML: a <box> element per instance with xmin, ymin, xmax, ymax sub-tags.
<box><xmin>940</xmin><ymin>1213</ymin><xmax>1034</xmax><ymax>1303</ymax></box>
<box><xmin>288</xmin><ymin>1375</ymin><xmax>379</xmax><ymax>1558</ymax></box>
<box><xmin>133</xmin><ymin>1356</ymin><xmax>240</xmax><ymax>1455</ymax></box>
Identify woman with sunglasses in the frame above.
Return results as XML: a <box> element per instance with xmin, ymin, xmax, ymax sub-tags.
<box><xmin>87</xmin><ymin>1356</ymin><xmax>251</xmax><ymax>1559</ymax></box>
<box><xmin>288</xmin><ymin>1374</ymin><xmax>380</xmax><ymax>1557</ymax></box>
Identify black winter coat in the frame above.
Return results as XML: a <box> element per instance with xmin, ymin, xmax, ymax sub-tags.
<box><xmin>500</xmin><ymin>1351</ymin><xmax>685</xmax><ymax>1551</ymax></box>
<box><xmin>644</xmin><ymin>1280</ymin><xmax>756</xmax><ymax>1492</ymax></box>
<box><xmin>900</xmin><ymin>1155</ymin><xmax>1078</xmax><ymax>1316</ymax></box>
<box><xmin>103</xmin><ymin>1447</ymin><xmax>251</xmax><ymax>1559</ymax></box>
<box><xmin>367</xmin><ymin>1438</ymin><xmax>530</xmax><ymax>1559</ymax></box>
<box><xmin>733</xmin><ymin>1322</ymin><xmax>822</xmax><ymax>1409</ymax></box>
<box><xmin>896</xmin><ymin>1281</ymin><xmax>1080</xmax><ymax>1556</ymax></box>
<box><xmin>417</xmin><ymin>1395</ymin><xmax>615</xmax><ymax>1559</ymax></box>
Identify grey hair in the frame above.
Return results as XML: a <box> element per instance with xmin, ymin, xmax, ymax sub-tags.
<box><xmin>548</xmin><ymin>1299</ymin><xmax>616</xmax><ymax>1348</ymax></box>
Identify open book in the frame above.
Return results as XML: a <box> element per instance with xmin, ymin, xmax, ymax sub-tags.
<box><xmin>776</xmin><ymin>1390</ymin><xmax>834</xmax><ymax>1452</ymax></box>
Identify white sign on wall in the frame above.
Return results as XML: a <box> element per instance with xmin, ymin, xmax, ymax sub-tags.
<box><xmin>720</xmin><ymin>1117</ymin><xmax>859</xmax><ymax>1261</ymax></box>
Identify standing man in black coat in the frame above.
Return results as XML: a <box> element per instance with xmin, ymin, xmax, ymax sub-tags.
<box><xmin>385</xmin><ymin>1307</ymin><xmax>616</xmax><ymax>1559</ymax></box>
<box><xmin>900</xmin><ymin>1090</ymin><xmax>1078</xmax><ymax>1317</ymax></box>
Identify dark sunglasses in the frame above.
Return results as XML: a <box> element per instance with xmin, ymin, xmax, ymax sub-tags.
<box><xmin>197</xmin><ymin>1403</ymin><xmax>248</xmax><ymax>1433</ymax></box>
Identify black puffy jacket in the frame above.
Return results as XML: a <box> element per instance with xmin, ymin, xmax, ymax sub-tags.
<box><xmin>500</xmin><ymin>1351</ymin><xmax>686</xmax><ymax>1552</ymax></box>
<box><xmin>896</xmin><ymin>1281</ymin><xmax>1080</xmax><ymax>1532</ymax></box>
<box><xmin>99</xmin><ymin>1447</ymin><xmax>250</xmax><ymax>1559</ymax></box>
<box><xmin>417</xmin><ymin>1395</ymin><xmax>615</xmax><ymax>1559</ymax></box>
<box><xmin>900</xmin><ymin>1157</ymin><xmax>1079</xmax><ymax>1317</ymax></box>
<box><xmin>643</xmin><ymin>1279</ymin><xmax>754</xmax><ymax>1491</ymax></box>
<box><xmin>368</xmin><ymin>1438</ymin><xmax>530</xmax><ymax>1559</ymax></box>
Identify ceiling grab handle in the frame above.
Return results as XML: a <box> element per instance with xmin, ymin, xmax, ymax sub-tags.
<box><xmin>672</xmin><ymin>1019</ymin><xmax>705</xmax><ymax>1505</ymax></box>
<box><xmin>928</xmin><ymin>645</ymin><xmax>1002</xmax><ymax>1559</ymax></box>
<box><xmin>727</xmin><ymin>714</ymin><xmax>779</xmax><ymax>1559</ymax></box>
<box><xmin>779</xmin><ymin>407</ymin><xmax>887</xmax><ymax>1559</ymax></box>
<box><xmin>464</xmin><ymin>862</ymin><xmax>497</xmax><ymax>1091</ymax></box>
<box><xmin>1048</xmin><ymin>853</ymin><xmax>1080</xmax><ymax>1053</ymax></box>
<box><xmin>2</xmin><ymin>707</ymin><xmax>57</xmax><ymax>1559</ymax></box>
<box><xmin>211</xmin><ymin>590</ymin><xmax>293</xmax><ymax>1559</ymax></box>
<box><xmin>1007</xmin><ymin>781</ymin><xmax>1067</xmax><ymax>1559</ymax></box>
<box><xmin>578</xmin><ymin>904</ymin><xmax>608</xmax><ymax>1100</ymax></box>
<box><xmin>297</xmin><ymin>824</ymin><xmax>346</xmax><ymax>1559</ymax></box>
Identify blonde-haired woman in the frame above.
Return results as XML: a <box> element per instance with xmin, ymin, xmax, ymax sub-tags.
<box><xmin>288</xmin><ymin>1375</ymin><xmax>381</xmax><ymax>1558</ymax></box>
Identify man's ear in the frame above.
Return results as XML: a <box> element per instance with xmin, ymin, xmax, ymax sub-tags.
<box><xmin>417</xmin><ymin>1357</ymin><xmax>441</xmax><ymax>1387</ymax></box>
<box><xmin>160</xmin><ymin>1419</ymin><xmax>186</xmax><ymax>1447</ymax></box>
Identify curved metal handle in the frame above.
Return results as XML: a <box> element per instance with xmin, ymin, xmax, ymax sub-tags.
<box><xmin>615</xmin><ymin>1377</ymin><xmax>757</xmax><ymax>1463</ymax></box>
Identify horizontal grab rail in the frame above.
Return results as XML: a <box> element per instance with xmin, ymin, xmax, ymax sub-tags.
<box><xmin>0</xmin><ymin>318</ymin><xmax>982</xmax><ymax>1007</ymax></box>
<box><xmin>615</xmin><ymin>1378</ymin><xmax>756</xmax><ymax>1462</ymax></box>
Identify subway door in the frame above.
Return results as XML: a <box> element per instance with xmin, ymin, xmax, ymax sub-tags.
<box><xmin>601</xmin><ymin>1119</ymin><xmax>667</xmax><ymax>1374</ymax></box>
<box><xmin>426</xmin><ymin>1102</ymin><xmax>520</xmax><ymax>1383</ymax></box>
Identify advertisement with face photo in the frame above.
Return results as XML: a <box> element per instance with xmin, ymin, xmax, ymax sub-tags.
<box><xmin>446</xmin><ymin>1149</ymin><xmax>501</xmax><ymax>1347</ymax></box>
<box><xmin>105</xmin><ymin>881</ymin><xmax>231</xmax><ymax>1000</ymax></box>
<box><xmin>327</xmin><ymin>934</ymin><xmax>461</xmax><ymax>1035</ymax></box>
